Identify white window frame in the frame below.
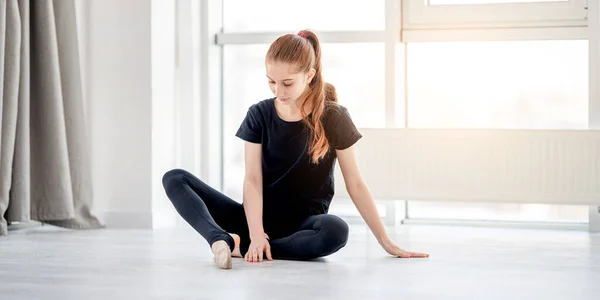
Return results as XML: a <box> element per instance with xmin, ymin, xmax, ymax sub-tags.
<box><xmin>403</xmin><ymin>0</ymin><xmax>588</xmax><ymax>30</ymax></box>
<box><xmin>174</xmin><ymin>0</ymin><xmax>224</xmax><ymax>190</ymax></box>
<box><xmin>588</xmin><ymin>0</ymin><xmax>600</xmax><ymax>232</ymax></box>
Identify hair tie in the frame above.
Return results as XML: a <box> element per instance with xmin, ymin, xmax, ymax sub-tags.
<box><xmin>297</xmin><ymin>31</ymin><xmax>307</xmax><ymax>39</ymax></box>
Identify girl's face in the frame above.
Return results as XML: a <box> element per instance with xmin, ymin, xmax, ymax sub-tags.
<box><xmin>266</xmin><ymin>61</ymin><xmax>315</xmax><ymax>107</ymax></box>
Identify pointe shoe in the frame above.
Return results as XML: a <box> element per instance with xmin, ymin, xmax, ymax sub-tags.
<box><xmin>211</xmin><ymin>240</ymin><xmax>232</xmax><ymax>269</ymax></box>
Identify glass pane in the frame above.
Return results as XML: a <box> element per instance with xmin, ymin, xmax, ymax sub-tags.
<box><xmin>223</xmin><ymin>43</ymin><xmax>386</xmax><ymax>199</ymax></box>
<box><xmin>223</xmin><ymin>0</ymin><xmax>385</xmax><ymax>32</ymax></box>
<box><xmin>223</xmin><ymin>45</ymin><xmax>271</xmax><ymax>200</ymax></box>
<box><xmin>321</xmin><ymin>43</ymin><xmax>386</xmax><ymax>129</ymax></box>
<box><xmin>395</xmin><ymin>44</ymin><xmax>407</xmax><ymax>127</ymax></box>
<box><xmin>408</xmin><ymin>201</ymin><xmax>588</xmax><ymax>223</ymax></box>
<box><xmin>428</xmin><ymin>0</ymin><xmax>566</xmax><ymax>4</ymax></box>
<box><xmin>406</xmin><ymin>40</ymin><xmax>588</xmax><ymax>129</ymax></box>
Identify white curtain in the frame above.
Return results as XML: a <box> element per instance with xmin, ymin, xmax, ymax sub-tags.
<box><xmin>0</xmin><ymin>0</ymin><xmax>102</xmax><ymax>235</ymax></box>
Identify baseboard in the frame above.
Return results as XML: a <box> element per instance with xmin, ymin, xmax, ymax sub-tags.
<box><xmin>7</xmin><ymin>221</ymin><xmax>44</xmax><ymax>231</ymax></box>
<box><xmin>102</xmin><ymin>211</ymin><xmax>153</xmax><ymax>229</ymax></box>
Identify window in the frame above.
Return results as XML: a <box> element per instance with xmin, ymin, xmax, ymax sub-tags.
<box><xmin>404</xmin><ymin>40</ymin><xmax>588</xmax><ymax>129</ymax></box>
<box><xmin>223</xmin><ymin>0</ymin><xmax>385</xmax><ymax>32</ymax></box>
<box><xmin>213</xmin><ymin>0</ymin><xmax>594</xmax><ymax>227</ymax></box>
<box><xmin>222</xmin><ymin>43</ymin><xmax>386</xmax><ymax>199</ymax></box>
<box><xmin>403</xmin><ymin>0</ymin><xmax>588</xmax><ymax>29</ymax></box>
<box><xmin>402</xmin><ymin>39</ymin><xmax>590</xmax><ymax>224</ymax></box>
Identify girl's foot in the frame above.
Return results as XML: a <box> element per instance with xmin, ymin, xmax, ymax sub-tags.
<box><xmin>229</xmin><ymin>233</ymin><xmax>242</xmax><ymax>258</ymax></box>
<box><xmin>211</xmin><ymin>240</ymin><xmax>232</xmax><ymax>269</ymax></box>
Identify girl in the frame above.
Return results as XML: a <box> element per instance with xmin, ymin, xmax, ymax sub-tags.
<box><xmin>162</xmin><ymin>29</ymin><xmax>429</xmax><ymax>269</ymax></box>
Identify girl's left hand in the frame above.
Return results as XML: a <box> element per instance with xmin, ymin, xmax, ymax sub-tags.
<box><xmin>381</xmin><ymin>239</ymin><xmax>429</xmax><ymax>258</ymax></box>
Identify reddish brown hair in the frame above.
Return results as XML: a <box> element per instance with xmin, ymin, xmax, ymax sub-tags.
<box><xmin>266</xmin><ymin>29</ymin><xmax>338</xmax><ymax>164</ymax></box>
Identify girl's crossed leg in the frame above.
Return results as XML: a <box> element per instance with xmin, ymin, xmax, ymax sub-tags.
<box><xmin>162</xmin><ymin>169</ymin><xmax>349</xmax><ymax>268</ymax></box>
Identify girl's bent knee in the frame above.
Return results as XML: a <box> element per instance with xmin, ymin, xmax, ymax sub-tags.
<box><xmin>162</xmin><ymin>168</ymin><xmax>188</xmax><ymax>189</ymax></box>
<box><xmin>162</xmin><ymin>169</ymin><xmax>196</xmax><ymax>200</ymax></box>
<box><xmin>318</xmin><ymin>215</ymin><xmax>349</xmax><ymax>255</ymax></box>
<box><xmin>322</xmin><ymin>215</ymin><xmax>349</xmax><ymax>244</ymax></box>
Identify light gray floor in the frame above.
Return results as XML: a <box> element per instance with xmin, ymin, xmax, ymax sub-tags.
<box><xmin>1</xmin><ymin>222</ymin><xmax>599</xmax><ymax>300</ymax></box>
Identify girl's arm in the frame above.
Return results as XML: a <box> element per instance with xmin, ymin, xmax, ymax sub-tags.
<box><xmin>242</xmin><ymin>141</ymin><xmax>266</xmax><ymax>239</ymax></box>
<box><xmin>242</xmin><ymin>141</ymin><xmax>272</xmax><ymax>262</ymax></box>
<box><xmin>336</xmin><ymin>145</ymin><xmax>429</xmax><ymax>258</ymax></box>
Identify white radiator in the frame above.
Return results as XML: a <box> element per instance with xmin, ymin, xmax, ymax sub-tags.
<box><xmin>334</xmin><ymin>129</ymin><xmax>600</xmax><ymax>205</ymax></box>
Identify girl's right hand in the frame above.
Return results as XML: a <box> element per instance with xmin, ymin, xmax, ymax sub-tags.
<box><xmin>245</xmin><ymin>233</ymin><xmax>273</xmax><ymax>262</ymax></box>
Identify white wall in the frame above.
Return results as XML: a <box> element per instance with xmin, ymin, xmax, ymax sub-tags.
<box><xmin>85</xmin><ymin>0</ymin><xmax>154</xmax><ymax>228</ymax></box>
<box><xmin>78</xmin><ymin>0</ymin><xmax>181</xmax><ymax>229</ymax></box>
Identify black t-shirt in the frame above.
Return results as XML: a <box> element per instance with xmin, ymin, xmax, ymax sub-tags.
<box><xmin>235</xmin><ymin>97</ymin><xmax>362</xmax><ymax>220</ymax></box>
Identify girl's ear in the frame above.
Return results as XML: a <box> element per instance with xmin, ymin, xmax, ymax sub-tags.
<box><xmin>306</xmin><ymin>68</ymin><xmax>316</xmax><ymax>83</ymax></box>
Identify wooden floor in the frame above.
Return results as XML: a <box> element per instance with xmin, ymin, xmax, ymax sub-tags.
<box><xmin>1</xmin><ymin>222</ymin><xmax>599</xmax><ymax>300</ymax></box>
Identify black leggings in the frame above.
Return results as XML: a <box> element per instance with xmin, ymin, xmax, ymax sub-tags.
<box><xmin>162</xmin><ymin>168</ymin><xmax>349</xmax><ymax>260</ymax></box>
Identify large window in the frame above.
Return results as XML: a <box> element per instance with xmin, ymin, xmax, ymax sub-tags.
<box><xmin>405</xmin><ymin>40</ymin><xmax>588</xmax><ymax>129</ymax></box>
<box><xmin>403</xmin><ymin>39</ymin><xmax>589</xmax><ymax>223</ymax></box>
<box><xmin>214</xmin><ymin>0</ymin><xmax>593</xmax><ymax>226</ymax></box>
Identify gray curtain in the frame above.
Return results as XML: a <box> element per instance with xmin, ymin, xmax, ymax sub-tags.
<box><xmin>0</xmin><ymin>0</ymin><xmax>102</xmax><ymax>235</ymax></box>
